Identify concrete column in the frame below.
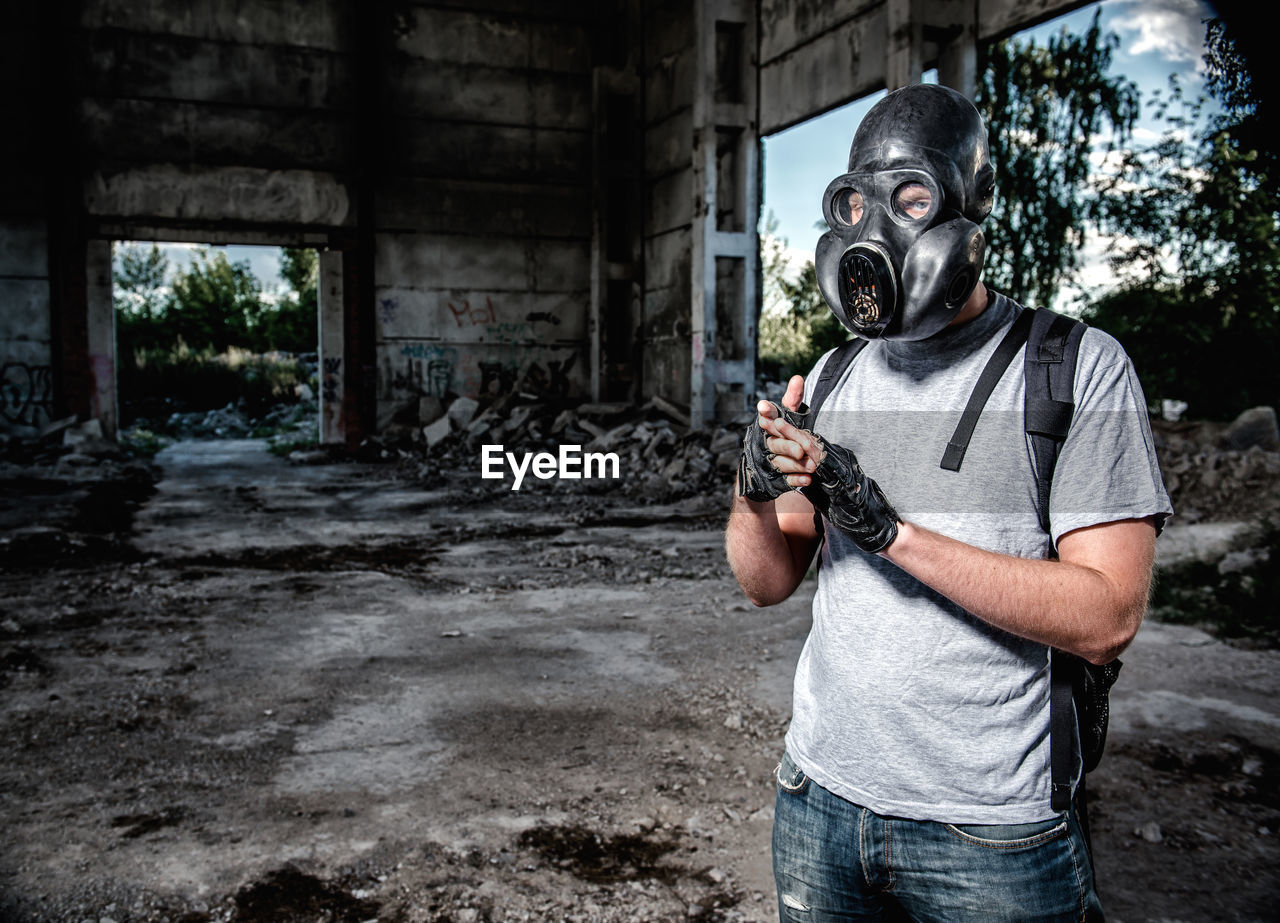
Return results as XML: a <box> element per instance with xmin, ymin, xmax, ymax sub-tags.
<box><xmin>690</xmin><ymin>0</ymin><xmax>758</xmax><ymax>427</ymax></box>
<box><xmin>936</xmin><ymin>1</ymin><xmax>979</xmax><ymax>99</ymax></box>
<box><xmin>590</xmin><ymin>67</ymin><xmax>643</xmax><ymax>403</ymax></box>
<box><xmin>0</xmin><ymin>219</ymin><xmax>54</xmax><ymax>434</ymax></box>
<box><xmin>886</xmin><ymin>0</ymin><xmax>925</xmax><ymax>90</ymax></box>
<box><xmin>85</xmin><ymin>240</ymin><xmax>117</xmax><ymax>438</ymax></box>
<box><xmin>318</xmin><ymin>249</ymin><xmax>344</xmax><ymax>445</ymax></box>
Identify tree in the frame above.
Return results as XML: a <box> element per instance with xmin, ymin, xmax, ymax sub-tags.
<box><xmin>167</xmin><ymin>248</ymin><xmax>267</xmax><ymax>352</ymax></box>
<box><xmin>261</xmin><ymin>248</ymin><xmax>319</xmax><ymax>353</ymax></box>
<box><xmin>759</xmin><ymin>215</ymin><xmax>848</xmax><ymax>379</ymax></box>
<box><xmin>1086</xmin><ymin>17</ymin><xmax>1279</xmax><ymax>419</ymax></box>
<box><xmin>113</xmin><ymin>243</ymin><xmax>169</xmax><ymax>321</ymax></box>
<box><xmin>976</xmin><ymin>11</ymin><xmax>1140</xmax><ymax>309</ymax></box>
<box><xmin>114</xmin><ymin>243</ymin><xmax>171</xmax><ymax>356</ymax></box>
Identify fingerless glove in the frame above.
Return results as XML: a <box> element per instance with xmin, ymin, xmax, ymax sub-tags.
<box><xmin>737</xmin><ymin>402</ymin><xmax>813</xmax><ymax>502</ymax></box>
<box><xmin>809</xmin><ymin>437</ymin><xmax>900</xmax><ymax>554</ymax></box>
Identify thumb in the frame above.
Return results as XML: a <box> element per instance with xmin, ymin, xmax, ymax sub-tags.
<box><xmin>782</xmin><ymin>374</ymin><xmax>806</xmax><ymax>412</ymax></box>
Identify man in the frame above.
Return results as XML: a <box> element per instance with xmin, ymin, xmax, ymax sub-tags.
<box><xmin>725</xmin><ymin>84</ymin><xmax>1171</xmax><ymax>921</ymax></box>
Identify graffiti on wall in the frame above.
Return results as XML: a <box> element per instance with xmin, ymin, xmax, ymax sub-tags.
<box><xmin>380</xmin><ymin>297</ymin><xmax>399</xmax><ymax>327</ymax></box>
<box><xmin>1</xmin><ymin>362</ymin><xmax>54</xmax><ymax>428</ymax></box>
<box><xmin>322</xmin><ymin>358</ymin><xmax>342</xmax><ymax>404</ymax></box>
<box><xmin>388</xmin><ymin>343</ymin><xmax>580</xmax><ymax>403</ymax></box>
<box><xmin>448</xmin><ymin>297</ymin><xmax>496</xmax><ymax>328</ymax></box>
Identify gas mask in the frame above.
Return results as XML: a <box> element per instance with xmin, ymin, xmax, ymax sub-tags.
<box><xmin>815</xmin><ymin>84</ymin><xmax>996</xmax><ymax>341</ymax></box>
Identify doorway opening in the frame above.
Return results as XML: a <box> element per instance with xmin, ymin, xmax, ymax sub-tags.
<box><xmin>110</xmin><ymin>241</ymin><xmax>322</xmax><ymax>456</ymax></box>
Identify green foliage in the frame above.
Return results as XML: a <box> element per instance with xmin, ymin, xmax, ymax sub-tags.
<box><xmin>114</xmin><ymin>244</ymin><xmax>173</xmax><ymax>356</ymax></box>
<box><xmin>758</xmin><ymin>218</ymin><xmax>849</xmax><ymax>379</ymax></box>
<box><xmin>1086</xmin><ymin>18</ymin><xmax>1279</xmax><ymax>419</ymax></box>
<box><xmin>114</xmin><ymin>243</ymin><xmax>169</xmax><ymax>321</ymax></box>
<box><xmin>263</xmin><ymin>248</ymin><xmax>319</xmax><ymax>353</ymax></box>
<box><xmin>121</xmin><ymin>344</ymin><xmax>311</xmax><ymax>423</ymax></box>
<box><xmin>267</xmin><ymin>430</ymin><xmax>320</xmax><ymax>457</ymax></box>
<box><xmin>118</xmin><ymin>427</ymin><xmax>170</xmax><ymax>459</ymax></box>
<box><xmin>976</xmin><ymin>11</ymin><xmax>1139</xmax><ymax>308</ymax></box>
<box><xmin>113</xmin><ymin>244</ymin><xmax>321</xmax><ymax>423</ymax></box>
<box><xmin>166</xmin><ymin>249</ymin><xmax>268</xmax><ymax>352</ymax></box>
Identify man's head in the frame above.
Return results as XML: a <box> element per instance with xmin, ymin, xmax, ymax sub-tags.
<box><xmin>815</xmin><ymin>84</ymin><xmax>995</xmax><ymax>340</ymax></box>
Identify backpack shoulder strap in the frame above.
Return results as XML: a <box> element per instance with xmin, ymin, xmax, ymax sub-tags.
<box><xmin>939</xmin><ymin>307</ymin><xmax>1036</xmax><ymax>472</ymax></box>
<box><xmin>807</xmin><ymin>336</ymin><xmax>868</xmax><ymax>419</ymax></box>
<box><xmin>802</xmin><ymin>336</ymin><xmax>868</xmax><ymax>541</ymax></box>
<box><xmin>1026</xmin><ymin>308</ymin><xmax>1090</xmax><ymax>814</ymax></box>
<box><xmin>1024</xmin><ymin>308</ymin><xmax>1087</xmax><ymax>535</ymax></box>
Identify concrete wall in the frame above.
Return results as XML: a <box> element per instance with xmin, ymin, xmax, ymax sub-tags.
<box><xmin>641</xmin><ymin>0</ymin><xmax>697</xmax><ymax>408</ymax></box>
<box><xmin>0</xmin><ymin>10</ymin><xmax>55</xmax><ymax>434</ymax></box>
<box><xmin>759</xmin><ymin>0</ymin><xmax>1094</xmax><ymax>135</ymax></box>
<box><xmin>372</xmin><ymin>4</ymin><xmax>599</xmax><ymax>426</ymax></box>
<box><xmin>0</xmin><ymin>218</ymin><xmax>54</xmax><ymax>434</ymax></box>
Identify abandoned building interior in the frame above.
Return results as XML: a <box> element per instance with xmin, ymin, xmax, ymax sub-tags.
<box><xmin>5</xmin><ymin>2</ymin><xmax>1280</xmax><ymax>920</ymax></box>
<box><xmin>1</xmin><ymin>0</ymin><xmax>1096</xmax><ymax>444</ymax></box>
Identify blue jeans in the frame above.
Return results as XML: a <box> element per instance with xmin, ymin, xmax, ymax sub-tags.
<box><xmin>772</xmin><ymin>752</ymin><xmax>1104</xmax><ymax>922</ymax></box>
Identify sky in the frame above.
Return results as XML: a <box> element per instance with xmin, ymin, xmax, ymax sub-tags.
<box><xmin>761</xmin><ymin>0</ymin><xmax>1221</xmax><ymax>303</ymax></box>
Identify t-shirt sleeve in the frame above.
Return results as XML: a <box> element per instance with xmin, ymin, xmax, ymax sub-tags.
<box><xmin>1048</xmin><ymin>328</ymin><xmax>1174</xmax><ymax>547</ymax></box>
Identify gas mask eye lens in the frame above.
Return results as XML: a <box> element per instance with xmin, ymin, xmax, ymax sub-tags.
<box><xmin>833</xmin><ymin>189</ymin><xmax>865</xmax><ymax>227</ymax></box>
<box><xmin>893</xmin><ymin>183</ymin><xmax>933</xmax><ymax>221</ymax></box>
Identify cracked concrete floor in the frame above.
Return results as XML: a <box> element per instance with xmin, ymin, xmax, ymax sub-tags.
<box><xmin>1</xmin><ymin>439</ymin><xmax>1278</xmax><ymax>921</ymax></box>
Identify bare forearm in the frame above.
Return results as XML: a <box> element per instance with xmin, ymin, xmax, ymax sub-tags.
<box><xmin>882</xmin><ymin>520</ymin><xmax>1155</xmax><ymax>664</ymax></box>
<box><xmin>725</xmin><ymin>490</ymin><xmax>815</xmax><ymax>606</ymax></box>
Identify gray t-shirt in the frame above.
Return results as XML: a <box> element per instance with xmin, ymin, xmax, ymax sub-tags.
<box><xmin>785</xmin><ymin>292</ymin><xmax>1172</xmax><ymax>824</ymax></box>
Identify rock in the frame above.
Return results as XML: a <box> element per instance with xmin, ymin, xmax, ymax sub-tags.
<box><xmin>1222</xmin><ymin>406</ymin><xmax>1279</xmax><ymax>452</ymax></box>
<box><xmin>289</xmin><ymin>449</ymin><xmax>330</xmax><ymax>465</ymax></box>
<box><xmin>1135</xmin><ymin>821</ymin><xmax>1164</xmax><ymax>843</ymax></box>
<box><xmin>709</xmin><ymin>429</ymin><xmax>741</xmax><ymax>454</ymax></box>
<box><xmin>447</xmin><ymin>396</ymin><xmax>480</xmax><ymax>429</ymax></box>
<box><xmin>378</xmin><ymin>400</ymin><xmax>413</xmax><ymax>432</ymax></box>
<box><xmin>423</xmin><ymin>416</ymin><xmax>452</xmax><ymax>447</ymax></box>
<box><xmin>715</xmin><ymin>449</ymin><xmax>739</xmax><ymax>472</ymax></box>
<box><xmin>1161</xmin><ymin>398</ymin><xmax>1188</xmax><ymax>421</ymax></box>
<box><xmin>646</xmin><ymin>395</ymin><xmax>690</xmax><ymax>427</ymax></box>
<box><xmin>1156</xmin><ymin>521</ymin><xmax>1264</xmax><ymax>569</ymax></box>
<box><xmin>40</xmin><ymin>415</ymin><xmax>78</xmax><ymax>440</ymax></box>
<box><xmin>504</xmin><ymin>404</ymin><xmax>540</xmax><ymax>435</ymax></box>
<box><xmin>576</xmin><ymin>402</ymin><xmax>630</xmax><ymax>417</ymax></box>
<box><xmin>662</xmin><ymin>458</ymin><xmax>687</xmax><ymax>483</ymax></box>
<box><xmin>588</xmin><ymin>423</ymin><xmax>636</xmax><ymax>451</ymax></box>
<box><xmin>1218</xmin><ymin>548</ymin><xmax>1269</xmax><ymax>575</ymax></box>
<box><xmin>418</xmin><ymin>395</ymin><xmax>445</xmax><ymax>425</ymax></box>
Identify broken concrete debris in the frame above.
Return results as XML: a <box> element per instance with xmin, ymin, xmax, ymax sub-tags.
<box><xmin>372</xmin><ymin>393</ymin><xmax>755</xmax><ymax>501</ymax></box>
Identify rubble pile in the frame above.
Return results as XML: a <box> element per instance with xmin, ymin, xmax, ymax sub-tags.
<box><xmin>1152</xmin><ymin>405</ymin><xmax>1280</xmax><ymax>524</ymax></box>
<box><xmin>129</xmin><ymin>399</ymin><xmax>316</xmax><ymax>444</ymax></box>
<box><xmin>376</xmin><ymin>392</ymin><xmax>755</xmax><ymax>503</ymax></box>
<box><xmin>0</xmin><ymin>418</ymin><xmax>158</xmax><ymax>566</ymax></box>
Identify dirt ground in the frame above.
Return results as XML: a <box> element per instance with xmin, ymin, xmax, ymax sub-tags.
<box><xmin>1</xmin><ymin>438</ymin><xmax>1278</xmax><ymax>922</ymax></box>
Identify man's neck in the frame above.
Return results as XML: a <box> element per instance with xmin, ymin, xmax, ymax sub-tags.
<box><xmin>947</xmin><ymin>280</ymin><xmax>989</xmax><ymax>329</ymax></box>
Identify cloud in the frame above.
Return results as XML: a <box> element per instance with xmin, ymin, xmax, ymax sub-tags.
<box><xmin>1108</xmin><ymin>0</ymin><xmax>1213</xmax><ymax>65</ymax></box>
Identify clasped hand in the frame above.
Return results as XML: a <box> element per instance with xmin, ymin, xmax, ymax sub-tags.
<box><xmin>739</xmin><ymin>375</ymin><xmax>901</xmax><ymax>555</ymax></box>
